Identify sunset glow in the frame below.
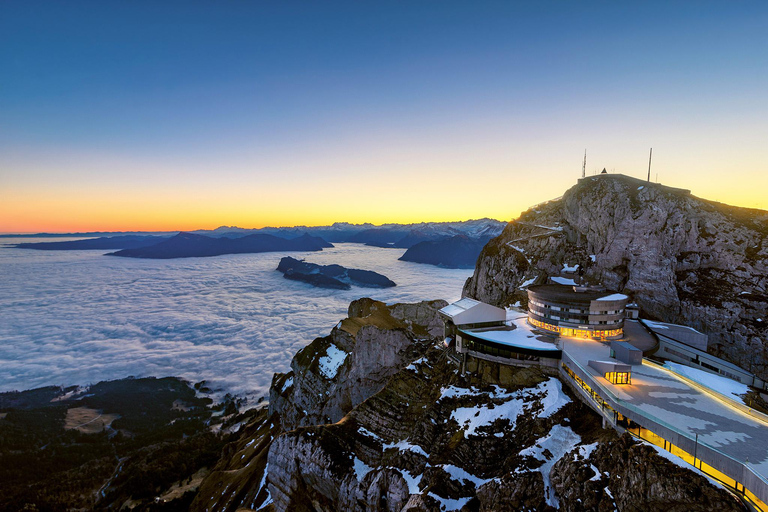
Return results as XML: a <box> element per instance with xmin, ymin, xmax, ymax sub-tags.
<box><xmin>2</xmin><ymin>1</ymin><xmax>767</xmax><ymax>233</ymax></box>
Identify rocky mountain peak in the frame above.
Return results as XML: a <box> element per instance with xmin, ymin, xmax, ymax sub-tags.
<box><xmin>464</xmin><ymin>173</ymin><xmax>768</xmax><ymax>378</ymax></box>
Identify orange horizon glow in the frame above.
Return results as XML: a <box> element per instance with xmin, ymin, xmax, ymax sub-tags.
<box><xmin>3</xmin><ymin>169</ymin><xmax>767</xmax><ymax>234</ymax></box>
<box><xmin>4</xmin><ymin>3</ymin><xmax>768</xmax><ymax>235</ymax></box>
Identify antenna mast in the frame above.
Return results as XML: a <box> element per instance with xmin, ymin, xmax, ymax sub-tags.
<box><xmin>582</xmin><ymin>150</ymin><xmax>586</xmax><ymax>178</ymax></box>
<box><xmin>647</xmin><ymin>148</ymin><xmax>652</xmax><ymax>182</ymax></box>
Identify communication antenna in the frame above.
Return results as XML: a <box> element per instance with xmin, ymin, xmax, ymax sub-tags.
<box><xmin>582</xmin><ymin>150</ymin><xmax>586</xmax><ymax>178</ymax></box>
<box><xmin>647</xmin><ymin>148</ymin><xmax>653</xmax><ymax>182</ymax></box>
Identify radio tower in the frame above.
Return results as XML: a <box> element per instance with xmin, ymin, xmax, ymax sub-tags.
<box><xmin>647</xmin><ymin>148</ymin><xmax>652</xmax><ymax>182</ymax></box>
<box><xmin>582</xmin><ymin>150</ymin><xmax>586</xmax><ymax>178</ymax></box>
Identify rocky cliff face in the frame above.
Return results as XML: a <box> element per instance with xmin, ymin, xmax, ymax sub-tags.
<box><xmin>464</xmin><ymin>174</ymin><xmax>768</xmax><ymax>378</ymax></box>
<box><xmin>192</xmin><ymin>295</ymin><xmax>742</xmax><ymax>512</ymax></box>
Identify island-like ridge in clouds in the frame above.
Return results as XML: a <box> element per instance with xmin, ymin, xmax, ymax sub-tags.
<box><xmin>276</xmin><ymin>256</ymin><xmax>396</xmax><ymax>290</ymax></box>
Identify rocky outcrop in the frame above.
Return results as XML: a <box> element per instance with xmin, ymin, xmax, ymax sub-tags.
<box><xmin>464</xmin><ymin>174</ymin><xmax>768</xmax><ymax>377</ymax></box>
<box><xmin>264</xmin><ymin>347</ymin><xmax>740</xmax><ymax>512</ymax></box>
<box><xmin>551</xmin><ymin>434</ymin><xmax>743</xmax><ymax>512</ymax></box>
<box><xmin>268</xmin><ymin>298</ymin><xmax>446</xmax><ymax>430</ymax></box>
<box><xmin>193</xmin><ymin>294</ymin><xmax>742</xmax><ymax>512</ymax></box>
<box><xmin>191</xmin><ymin>298</ymin><xmax>447</xmax><ymax>512</ymax></box>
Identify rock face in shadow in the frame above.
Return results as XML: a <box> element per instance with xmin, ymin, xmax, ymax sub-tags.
<box><xmin>399</xmin><ymin>235</ymin><xmax>494</xmax><ymax>268</ymax></box>
<box><xmin>191</xmin><ymin>297</ymin><xmax>741</xmax><ymax>512</ymax></box>
<box><xmin>107</xmin><ymin>232</ymin><xmax>332</xmax><ymax>259</ymax></box>
<box><xmin>464</xmin><ymin>174</ymin><xmax>768</xmax><ymax>379</ymax></box>
<box><xmin>276</xmin><ymin>256</ymin><xmax>396</xmax><ymax>289</ymax></box>
<box><xmin>551</xmin><ymin>434</ymin><xmax>741</xmax><ymax>512</ymax></box>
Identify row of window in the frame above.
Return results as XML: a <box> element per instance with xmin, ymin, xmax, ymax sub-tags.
<box><xmin>529</xmin><ymin>300</ymin><xmax>624</xmax><ymax>316</ymax></box>
<box><xmin>528</xmin><ymin>318</ymin><xmax>623</xmax><ymax>339</ymax></box>
<box><xmin>534</xmin><ymin>312</ymin><xmax>622</xmax><ymax>325</ymax></box>
<box><xmin>530</xmin><ymin>300</ymin><xmax>586</xmax><ymax>314</ymax></box>
<box><xmin>464</xmin><ymin>339</ymin><xmax>541</xmax><ymax>362</ymax></box>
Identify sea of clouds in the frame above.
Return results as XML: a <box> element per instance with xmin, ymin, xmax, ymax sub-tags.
<box><xmin>0</xmin><ymin>240</ymin><xmax>472</xmax><ymax>401</ymax></box>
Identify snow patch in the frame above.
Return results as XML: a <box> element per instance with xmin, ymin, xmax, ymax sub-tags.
<box><xmin>318</xmin><ymin>344</ymin><xmax>348</xmax><ymax>379</ymax></box>
<box><xmin>405</xmin><ymin>356</ymin><xmax>427</xmax><ymax>371</ymax></box>
<box><xmin>551</xmin><ymin>276</ymin><xmax>577</xmax><ymax>286</ymax></box>
<box><xmin>562</xmin><ymin>263</ymin><xmax>579</xmax><ymax>272</ymax></box>
<box><xmin>577</xmin><ymin>442</ymin><xmax>598</xmax><ymax>459</ymax></box>
<box><xmin>353</xmin><ymin>457</ymin><xmax>374</xmax><ymax>481</ymax></box>
<box><xmin>358</xmin><ymin>426</ymin><xmax>381</xmax><ymax>441</ymax></box>
<box><xmin>440</xmin><ymin>464</ymin><xmax>491</xmax><ymax>486</ymax></box>
<box><xmin>397</xmin><ymin>468</ymin><xmax>422</xmax><ymax>494</ymax></box>
<box><xmin>519</xmin><ymin>425</ymin><xmax>582</xmax><ymax>508</ymax></box>
<box><xmin>449</xmin><ymin>378</ymin><xmax>570</xmax><ymax>436</ymax></box>
<box><xmin>440</xmin><ymin>385</ymin><xmax>480</xmax><ymax>400</ymax></box>
<box><xmin>537</xmin><ymin>378</ymin><xmax>572</xmax><ymax>417</ymax></box>
<box><xmin>519</xmin><ymin>277</ymin><xmax>536</xmax><ymax>289</ymax></box>
<box><xmin>427</xmin><ymin>492</ymin><xmax>471</xmax><ymax>511</ymax></box>
<box><xmin>596</xmin><ymin>293</ymin><xmax>628</xmax><ymax>301</ymax></box>
<box><xmin>383</xmin><ymin>440</ymin><xmax>428</xmax><ymax>457</ymax></box>
<box><xmin>664</xmin><ymin>361</ymin><xmax>749</xmax><ymax>403</ymax></box>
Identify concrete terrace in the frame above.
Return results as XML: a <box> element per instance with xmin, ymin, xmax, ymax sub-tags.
<box><xmin>442</xmin><ymin>297</ymin><xmax>768</xmax><ymax>507</ymax></box>
<box><xmin>560</xmin><ymin>335</ymin><xmax>768</xmax><ymax>505</ymax></box>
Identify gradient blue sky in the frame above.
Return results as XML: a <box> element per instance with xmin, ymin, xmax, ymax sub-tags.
<box><xmin>1</xmin><ymin>1</ymin><xmax>766</xmax><ymax>231</ymax></box>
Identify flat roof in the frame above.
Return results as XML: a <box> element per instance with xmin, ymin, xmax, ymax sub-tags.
<box><xmin>528</xmin><ymin>283</ymin><xmax>626</xmax><ymax>302</ymax></box>
<box><xmin>611</xmin><ymin>340</ymin><xmax>642</xmax><ymax>352</ymax></box>
<box><xmin>561</xmin><ymin>337</ymin><xmax>768</xmax><ymax>485</ymax></box>
<box><xmin>642</xmin><ymin>319</ymin><xmax>704</xmax><ymax>337</ymax></box>
<box><xmin>620</xmin><ymin>319</ymin><xmax>658</xmax><ymax>352</ymax></box>
<box><xmin>439</xmin><ymin>297</ymin><xmax>481</xmax><ymax>317</ymax></box>
<box><xmin>460</xmin><ymin>316</ymin><xmax>560</xmax><ymax>353</ymax></box>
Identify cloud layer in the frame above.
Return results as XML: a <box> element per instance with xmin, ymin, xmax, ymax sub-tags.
<box><xmin>0</xmin><ymin>241</ymin><xmax>471</xmax><ymax>401</ymax></box>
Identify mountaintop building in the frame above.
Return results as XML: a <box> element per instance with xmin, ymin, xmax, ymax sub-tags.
<box><xmin>527</xmin><ymin>284</ymin><xmax>629</xmax><ymax>340</ymax></box>
<box><xmin>439</xmin><ymin>285</ymin><xmax>768</xmax><ymax>509</ymax></box>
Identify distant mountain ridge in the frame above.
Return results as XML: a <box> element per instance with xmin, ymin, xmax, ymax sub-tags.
<box><xmin>399</xmin><ymin>234</ymin><xmax>495</xmax><ymax>268</ymax></box>
<box><xmin>15</xmin><ymin>218</ymin><xmax>506</xmax><ymax>268</ymax></box>
<box><xmin>107</xmin><ymin>232</ymin><xmax>332</xmax><ymax>259</ymax></box>
<box><xmin>14</xmin><ymin>235</ymin><xmax>168</xmax><ymax>251</ymax></box>
<box><xmin>192</xmin><ymin>218</ymin><xmax>505</xmax><ymax>247</ymax></box>
<box><xmin>4</xmin><ymin>218</ymin><xmax>504</xmax><ymax>246</ymax></box>
<box><xmin>12</xmin><ymin>219</ymin><xmax>505</xmax><ymax>266</ymax></box>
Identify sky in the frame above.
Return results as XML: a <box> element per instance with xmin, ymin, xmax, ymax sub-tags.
<box><xmin>1</xmin><ymin>1</ymin><xmax>767</xmax><ymax>233</ymax></box>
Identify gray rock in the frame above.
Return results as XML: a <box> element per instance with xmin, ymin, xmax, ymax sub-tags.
<box><xmin>465</xmin><ymin>174</ymin><xmax>768</xmax><ymax>378</ymax></box>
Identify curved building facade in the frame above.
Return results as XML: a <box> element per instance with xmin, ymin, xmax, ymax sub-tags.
<box><xmin>527</xmin><ymin>284</ymin><xmax>628</xmax><ymax>339</ymax></box>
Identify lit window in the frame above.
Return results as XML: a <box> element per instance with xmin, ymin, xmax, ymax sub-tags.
<box><xmin>605</xmin><ymin>372</ymin><xmax>631</xmax><ymax>384</ymax></box>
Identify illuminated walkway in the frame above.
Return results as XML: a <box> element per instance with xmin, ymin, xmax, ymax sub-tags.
<box><xmin>560</xmin><ymin>336</ymin><xmax>768</xmax><ymax>509</ymax></box>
